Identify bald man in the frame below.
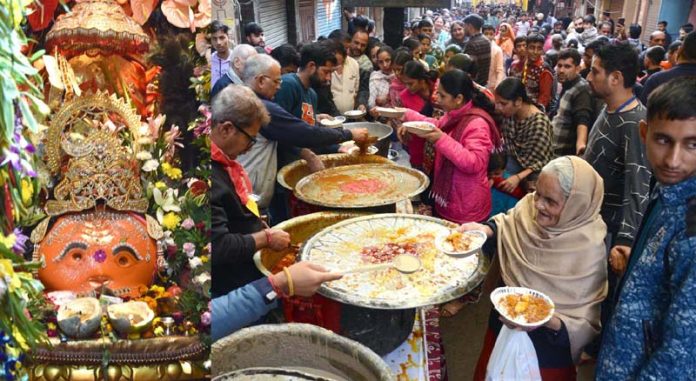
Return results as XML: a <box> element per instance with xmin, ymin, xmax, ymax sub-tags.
<box><xmin>211</xmin><ymin>44</ymin><xmax>259</xmax><ymax>99</ymax></box>
<box><xmin>649</xmin><ymin>31</ymin><xmax>666</xmax><ymax>47</ymax></box>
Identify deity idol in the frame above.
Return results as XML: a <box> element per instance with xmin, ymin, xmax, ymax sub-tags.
<box><xmin>32</xmin><ymin>92</ymin><xmax>162</xmax><ymax>298</ymax></box>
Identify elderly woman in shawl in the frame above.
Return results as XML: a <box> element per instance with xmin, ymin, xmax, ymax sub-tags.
<box><xmin>467</xmin><ymin>156</ymin><xmax>608</xmax><ymax>380</ymax></box>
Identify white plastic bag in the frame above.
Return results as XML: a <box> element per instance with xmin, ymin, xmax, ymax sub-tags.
<box><xmin>485</xmin><ymin>326</ymin><xmax>542</xmax><ymax>381</ymax></box>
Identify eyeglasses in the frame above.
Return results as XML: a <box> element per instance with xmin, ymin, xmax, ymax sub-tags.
<box><xmin>233</xmin><ymin>123</ymin><xmax>257</xmax><ymax>149</ymax></box>
<box><xmin>262</xmin><ymin>75</ymin><xmax>282</xmax><ymax>85</ymax></box>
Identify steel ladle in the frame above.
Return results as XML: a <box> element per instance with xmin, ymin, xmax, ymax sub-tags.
<box><xmin>339</xmin><ymin>254</ymin><xmax>422</xmax><ymax>275</ymax></box>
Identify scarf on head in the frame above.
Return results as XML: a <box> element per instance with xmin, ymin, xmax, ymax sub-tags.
<box><xmin>431</xmin><ymin>102</ymin><xmax>497</xmax><ymax>208</ymax></box>
<box><xmin>491</xmin><ymin>156</ymin><xmax>608</xmax><ymax>363</ymax></box>
<box><xmin>496</xmin><ymin>23</ymin><xmax>516</xmax><ymax>57</ymax></box>
<box><xmin>211</xmin><ymin>141</ymin><xmax>253</xmax><ymax>208</ymax></box>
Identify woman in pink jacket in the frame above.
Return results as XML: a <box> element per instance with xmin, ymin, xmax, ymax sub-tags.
<box><xmin>399</xmin><ymin>69</ymin><xmax>501</xmax><ymax>223</ymax></box>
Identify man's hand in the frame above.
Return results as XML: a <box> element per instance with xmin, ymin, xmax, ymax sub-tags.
<box><xmin>316</xmin><ymin>113</ymin><xmax>332</xmax><ymax>122</ymax></box>
<box><xmin>267</xmin><ymin>229</ymin><xmax>290</xmax><ymax>251</ymax></box>
<box><xmin>576</xmin><ymin>142</ymin><xmax>587</xmax><ymax>156</ymax></box>
<box><xmin>357</xmin><ymin>104</ymin><xmax>366</xmax><ymax>112</ymax></box>
<box><xmin>350</xmin><ymin>128</ymin><xmax>369</xmax><ymax>144</ymax></box>
<box><xmin>300</xmin><ymin>148</ymin><xmax>325</xmax><ymax>173</ymax></box>
<box><xmin>272</xmin><ymin>262</ymin><xmax>343</xmax><ymax>297</ymax></box>
<box><xmin>609</xmin><ymin>245</ymin><xmax>631</xmax><ymax>275</ymax></box>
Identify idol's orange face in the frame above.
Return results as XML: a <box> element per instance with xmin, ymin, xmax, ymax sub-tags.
<box><xmin>37</xmin><ymin>211</ymin><xmax>157</xmax><ymax>297</ymax></box>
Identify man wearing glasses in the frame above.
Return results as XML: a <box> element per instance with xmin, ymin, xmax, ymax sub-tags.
<box><xmin>238</xmin><ymin>53</ymin><xmax>369</xmax><ymax>224</ymax></box>
<box><xmin>210</xmin><ymin>84</ymin><xmax>292</xmax><ymax>297</ymax></box>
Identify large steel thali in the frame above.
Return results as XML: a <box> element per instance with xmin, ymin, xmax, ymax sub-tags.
<box><xmin>300</xmin><ymin>214</ymin><xmax>488</xmax><ymax>309</ymax></box>
<box><xmin>293</xmin><ymin>164</ymin><xmax>429</xmax><ymax>209</ymax></box>
<box><xmin>277</xmin><ymin>153</ymin><xmax>392</xmax><ymax>192</ymax></box>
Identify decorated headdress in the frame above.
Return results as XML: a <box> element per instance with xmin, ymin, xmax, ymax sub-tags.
<box><xmin>32</xmin><ymin>91</ymin><xmax>162</xmax><ymax>243</ymax></box>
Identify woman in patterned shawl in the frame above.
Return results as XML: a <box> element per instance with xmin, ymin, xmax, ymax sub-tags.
<box><xmin>493</xmin><ymin>77</ymin><xmax>553</xmax><ymax>196</ymax></box>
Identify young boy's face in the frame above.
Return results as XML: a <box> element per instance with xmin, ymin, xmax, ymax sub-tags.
<box><xmin>514</xmin><ymin>41</ymin><xmax>527</xmax><ymax>58</ymax></box>
<box><xmin>641</xmin><ymin>118</ymin><xmax>696</xmax><ymax>185</ymax></box>
<box><xmin>527</xmin><ymin>41</ymin><xmax>544</xmax><ymax>61</ymax></box>
<box><xmin>420</xmin><ymin>38</ymin><xmax>432</xmax><ymax>54</ymax></box>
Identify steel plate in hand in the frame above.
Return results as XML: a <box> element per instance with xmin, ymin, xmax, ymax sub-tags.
<box><xmin>300</xmin><ymin>214</ymin><xmax>488</xmax><ymax>309</ymax></box>
<box><xmin>293</xmin><ymin>164</ymin><xmax>429</xmax><ymax>208</ymax></box>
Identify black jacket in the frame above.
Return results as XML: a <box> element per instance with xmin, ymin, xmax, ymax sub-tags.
<box><xmin>210</xmin><ymin>161</ymin><xmax>264</xmax><ymax>297</ymax></box>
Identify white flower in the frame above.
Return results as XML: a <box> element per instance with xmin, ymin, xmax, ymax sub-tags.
<box><xmin>142</xmin><ymin>159</ymin><xmax>159</xmax><ymax>172</ymax></box>
<box><xmin>136</xmin><ymin>151</ymin><xmax>153</xmax><ymax>160</ymax></box>
<box><xmin>193</xmin><ymin>272</ymin><xmax>211</xmax><ymax>285</ymax></box>
<box><xmin>153</xmin><ymin>188</ymin><xmax>181</xmax><ymax>224</ymax></box>
<box><xmin>162</xmin><ymin>231</ymin><xmax>175</xmax><ymax>247</ymax></box>
<box><xmin>188</xmin><ymin>257</ymin><xmax>203</xmax><ymax>269</ymax></box>
<box><xmin>0</xmin><ymin>277</ymin><xmax>6</xmax><ymax>300</ymax></box>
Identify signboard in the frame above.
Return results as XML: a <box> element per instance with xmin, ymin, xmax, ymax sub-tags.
<box><xmin>342</xmin><ymin>0</ymin><xmax>451</xmax><ymax>7</ymax></box>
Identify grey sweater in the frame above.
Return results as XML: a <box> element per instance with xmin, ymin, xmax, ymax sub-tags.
<box><xmin>584</xmin><ymin>103</ymin><xmax>652</xmax><ymax>247</ymax></box>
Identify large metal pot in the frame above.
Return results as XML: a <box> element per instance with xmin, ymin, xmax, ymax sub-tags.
<box><xmin>276</xmin><ymin>153</ymin><xmax>392</xmax><ymax>192</ymax></box>
<box><xmin>211</xmin><ymin>324</ymin><xmax>393</xmax><ymax>380</ymax></box>
<box><xmin>253</xmin><ymin>212</ymin><xmax>415</xmax><ymax>356</ymax></box>
<box><xmin>343</xmin><ymin>122</ymin><xmax>392</xmax><ymax>157</ymax></box>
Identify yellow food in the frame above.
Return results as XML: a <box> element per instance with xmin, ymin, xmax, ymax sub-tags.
<box><xmin>500</xmin><ymin>293</ymin><xmax>552</xmax><ymax>323</ymax></box>
<box><xmin>446</xmin><ymin>231</ymin><xmax>480</xmax><ymax>252</ymax></box>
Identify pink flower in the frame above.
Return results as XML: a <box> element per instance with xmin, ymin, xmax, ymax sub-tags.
<box><xmin>183</xmin><ymin>242</ymin><xmax>196</xmax><ymax>258</ymax></box>
<box><xmin>200</xmin><ymin>311</ymin><xmax>211</xmax><ymax>326</ymax></box>
<box><xmin>181</xmin><ymin>218</ymin><xmax>195</xmax><ymax>230</ymax></box>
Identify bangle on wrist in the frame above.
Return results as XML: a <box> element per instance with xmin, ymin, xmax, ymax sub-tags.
<box><xmin>282</xmin><ymin>267</ymin><xmax>295</xmax><ymax>297</ymax></box>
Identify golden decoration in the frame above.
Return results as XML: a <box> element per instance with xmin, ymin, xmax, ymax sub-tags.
<box><xmin>146</xmin><ymin>214</ymin><xmax>164</xmax><ymax>240</ymax></box>
<box><xmin>45</xmin><ymin>129</ymin><xmax>148</xmax><ymax>216</ymax></box>
<box><xmin>45</xmin><ymin>0</ymin><xmax>150</xmax><ymax>59</ymax></box>
<box><xmin>30</xmin><ymin>217</ymin><xmax>51</xmax><ymax>244</ymax></box>
<box><xmin>46</xmin><ymin>91</ymin><xmax>143</xmax><ymax>174</ymax></box>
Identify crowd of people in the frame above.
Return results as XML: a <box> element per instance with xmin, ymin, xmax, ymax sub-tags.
<box><xmin>208</xmin><ymin>3</ymin><xmax>696</xmax><ymax>380</ymax></box>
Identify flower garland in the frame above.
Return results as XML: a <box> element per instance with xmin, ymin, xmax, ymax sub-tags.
<box><xmin>1</xmin><ymin>0</ymin><xmax>51</xmax><ymax>377</ymax></box>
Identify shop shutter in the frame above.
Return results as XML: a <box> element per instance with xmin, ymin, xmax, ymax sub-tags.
<box><xmin>316</xmin><ymin>0</ymin><xmax>342</xmax><ymax>39</ymax></box>
<box><xmin>257</xmin><ymin>0</ymin><xmax>288</xmax><ymax>48</ymax></box>
<box><xmin>643</xmin><ymin>0</ymin><xmax>662</xmax><ymax>45</ymax></box>
<box><xmin>299</xmin><ymin>0</ymin><xmax>316</xmax><ymax>42</ymax></box>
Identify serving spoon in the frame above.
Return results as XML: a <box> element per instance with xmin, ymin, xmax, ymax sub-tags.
<box><xmin>339</xmin><ymin>254</ymin><xmax>422</xmax><ymax>275</ymax></box>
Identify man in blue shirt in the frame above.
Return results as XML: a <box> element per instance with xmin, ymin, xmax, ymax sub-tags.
<box><xmin>597</xmin><ymin>77</ymin><xmax>696</xmax><ymax>380</ymax></box>
<box><xmin>212</xmin><ymin>261</ymin><xmax>341</xmax><ymax>341</ymax></box>
<box><xmin>274</xmin><ymin>41</ymin><xmax>337</xmax><ymax>126</ymax></box>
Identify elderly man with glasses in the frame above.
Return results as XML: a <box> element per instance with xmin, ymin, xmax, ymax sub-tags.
<box><xmin>210</xmin><ymin>84</ymin><xmax>294</xmax><ymax>297</ymax></box>
<box><xmin>236</xmin><ymin>53</ymin><xmax>368</xmax><ymax>225</ymax></box>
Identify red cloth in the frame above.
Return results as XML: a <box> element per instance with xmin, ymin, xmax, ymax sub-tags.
<box><xmin>211</xmin><ymin>142</ymin><xmax>253</xmax><ymax>206</ymax></box>
<box><xmin>491</xmin><ymin>176</ymin><xmax>526</xmax><ymax>199</ymax></box>
<box><xmin>400</xmin><ymin>87</ymin><xmax>430</xmax><ymax>168</ymax></box>
<box><xmin>510</xmin><ymin>58</ymin><xmax>554</xmax><ymax>111</ymax></box>
<box><xmin>473</xmin><ymin>328</ymin><xmax>577</xmax><ymax>381</ymax></box>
